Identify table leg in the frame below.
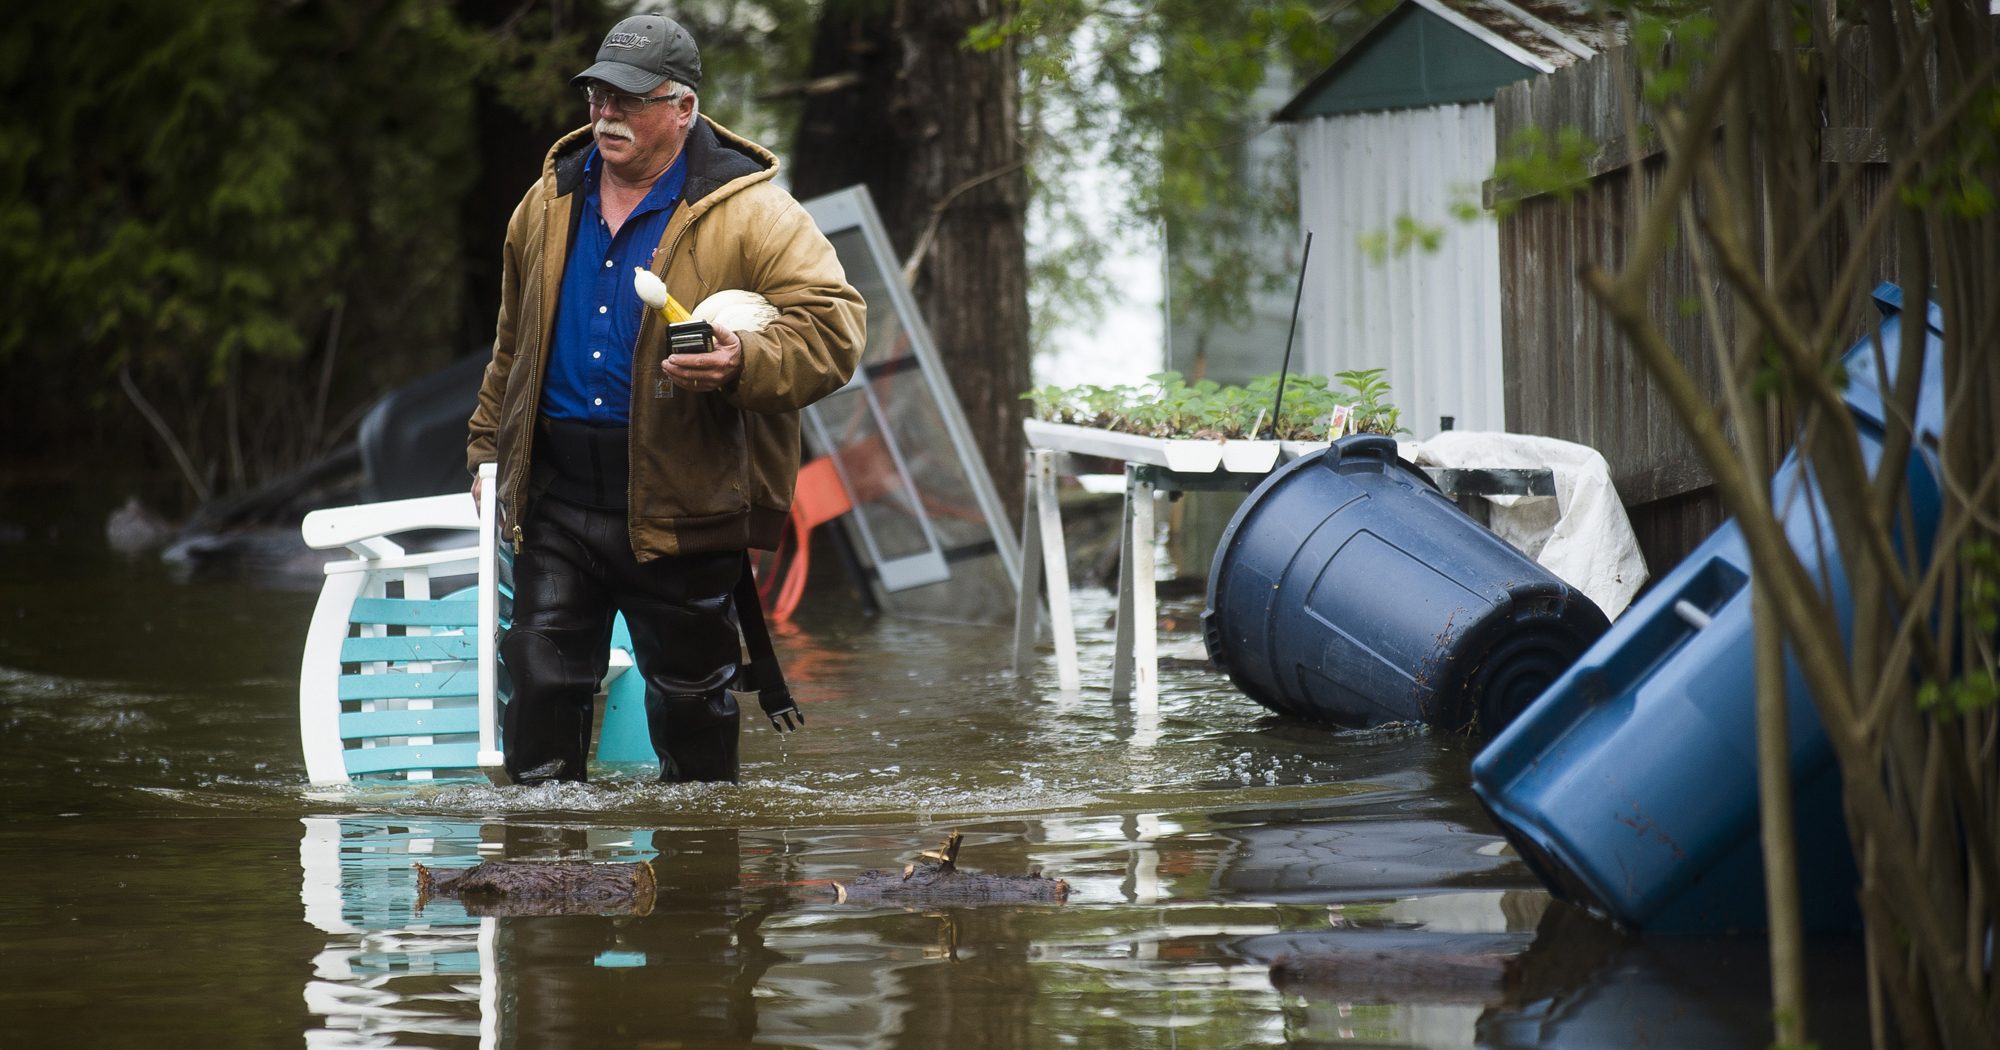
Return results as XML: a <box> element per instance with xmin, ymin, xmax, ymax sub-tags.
<box><xmin>1011</xmin><ymin>451</ymin><xmax>1044</xmax><ymax>674</ymax></box>
<box><xmin>1112</xmin><ymin>465</ymin><xmax>1158</xmax><ymax>705</ymax></box>
<box><xmin>1026</xmin><ymin>450</ymin><xmax>1079</xmax><ymax>691</ymax></box>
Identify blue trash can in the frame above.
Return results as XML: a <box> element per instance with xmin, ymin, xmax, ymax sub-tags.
<box><xmin>1470</xmin><ymin>283</ymin><xmax>1945</xmax><ymax>933</ymax></box>
<box><xmin>1202</xmin><ymin>433</ymin><xmax>1610</xmax><ymax>733</ymax></box>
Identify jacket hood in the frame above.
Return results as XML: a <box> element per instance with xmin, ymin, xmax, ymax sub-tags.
<box><xmin>540</xmin><ymin>117</ymin><xmax>775</xmax><ymax>205</ymax></box>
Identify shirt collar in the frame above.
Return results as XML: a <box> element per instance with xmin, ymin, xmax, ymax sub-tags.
<box><xmin>583</xmin><ymin>146</ymin><xmax>690</xmax><ymax>217</ymax></box>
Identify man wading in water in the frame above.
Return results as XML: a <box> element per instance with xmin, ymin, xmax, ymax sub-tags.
<box><xmin>467</xmin><ymin>12</ymin><xmax>864</xmax><ymax>784</ymax></box>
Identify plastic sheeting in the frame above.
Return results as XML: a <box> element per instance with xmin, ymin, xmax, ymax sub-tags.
<box><xmin>1403</xmin><ymin>431</ymin><xmax>1648</xmax><ymax>620</ymax></box>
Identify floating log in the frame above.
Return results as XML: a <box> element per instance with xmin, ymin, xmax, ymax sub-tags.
<box><xmin>830</xmin><ymin>831</ymin><xmax>1069</xmax><ymax>905</ymax></box>
<box><xmin>415</xmin><ymin>860</ymin><xmax>656</xmax><ymax>917</ymax></box>
<box><xmin>1269</xmin><ymin>949</ymin><xmax>1520</xmax><ymax>1004</ymax></box>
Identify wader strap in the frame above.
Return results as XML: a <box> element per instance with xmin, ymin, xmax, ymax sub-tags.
<box><xmin>733</xmin><ymin>554</ymin><xmax>803</xmax><ymax>731</ymax></box>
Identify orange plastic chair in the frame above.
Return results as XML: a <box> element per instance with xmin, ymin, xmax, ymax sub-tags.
<box><xmin>759</xmin><ymin>455</ymin><xmax>855</xmax><ymax>622</ymax></box>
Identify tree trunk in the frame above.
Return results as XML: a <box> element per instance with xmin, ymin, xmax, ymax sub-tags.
<box><xmin>793</xmin><ymin>0</ymin><xmax>1031</xmax><ymax>521</ymax></box>
<box><xmin>790</xmin><ymin>3</ymin><xmax>914</xmax><ymax>220</ymax></box>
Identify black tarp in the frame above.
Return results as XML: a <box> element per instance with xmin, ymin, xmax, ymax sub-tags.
<box><xmin>358</xmin><ymin>351</ymin><xmax>488</xmax><ymax>503</ymax></box>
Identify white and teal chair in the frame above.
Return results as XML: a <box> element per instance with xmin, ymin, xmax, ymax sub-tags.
<box><xmin>298</xmin><ymin>816</ymin><xmax>662</xmax><ymax>1041</ymax></box>
<box><xmin>298</xmin><ymin>463</ymin><xmax>650</xmax><ymax>784</ymax></box>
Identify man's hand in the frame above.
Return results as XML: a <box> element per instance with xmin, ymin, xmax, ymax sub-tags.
<box><xmin>661</xmin><ymin>320</ymin><xmax>744</xmax><ymax>393</ymax></box>
<box><xmin>471</xmin><ymin>474</ymin><xmax>484</xmax><ymax>515</ymax></box>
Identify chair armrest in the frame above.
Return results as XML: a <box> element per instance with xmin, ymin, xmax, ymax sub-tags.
<box><xmin>320</xmin><ymin>546</ymin><xmax>482</xmax><ymax>578</ymax></box>
<box><xmin>302</xmin><ymin>491</ymin><xmax>478</xmax><ymax>554</ymax></box>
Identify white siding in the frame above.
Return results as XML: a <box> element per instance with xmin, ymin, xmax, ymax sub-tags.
<box><xmin>1296</xmin><ymin>103</ymin><xmax>1505</xmax><ymax>437</ymax></box>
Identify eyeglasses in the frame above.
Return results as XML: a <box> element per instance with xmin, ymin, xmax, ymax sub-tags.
<box><xmin>583</xmin><ymin>85</ymin><xmax>686</xmax><ymax>113</ymax></box>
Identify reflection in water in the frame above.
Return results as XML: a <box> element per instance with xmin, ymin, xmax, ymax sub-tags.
<box><xmin>1</xmin><ymin>492</ymin><xmax>1874</xmax><ymax>1048</ymax></box>
<box><xmin>301</xmin><ymin>818</ymin><xmax>786</xmax><ymax>1048</ymax></box>
<box><xmin>297</xmin><ymin>803</ymin><xmax>1564</xmax><ymax>1049</ymax></box>
<box><xmin>296</xmin><ymin>803</ymin><xmax>1868</xmax><ymax>1050</ymax></box>
<box><xmin>299</xmin><ymin>817</ymin><xmax>493</xmax><ymax>1046</ymax></box>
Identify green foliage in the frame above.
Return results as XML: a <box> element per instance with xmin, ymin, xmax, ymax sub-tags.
<box><xmin>1489</xmin><ymin>127</ymin><xmax>1597</xmax><ymax>217</ymax></box>
<box><xmin>670</xmin><ymin>0</ymin><xmax>820</xmax><ymax>150</ymax></box>
<box><xmin>0</xmin><ymin>0</ymin><xmax>615</xmax><ymax>498</ymax></box>
<box><xmin>9</xmin><ymin>1</ymin><xmax>322</xmax><ymax>371</ymax></box>
<box><xmin>1967</xmin><ymin>540</ymin><xmax>2000</xmax><ymax>637</ymax></box>
<box><xmin>1</xmin><ymin>1</ymin><xmax>441</xmax><ymax>480</ymax></box>
<box><xmin>1898</xmin><ymin>86</ymin><xmax>2000</xmax><ymax>219</ymax></box>
<box><xmin>1915</xmin><ymin>542</ymin><xmax>2000</xmax><ymax>719</ymax></box>
<box><xmin>1022</xmin><ymin>365</ymin><xmax>1402</xmax><ymax>440</ymax></box>
<box><xmin>1628</xmin><ymin>7</ymin><xmax>1717</xmax><ymax>107</ymax></box>
<box><xmin>1358</xmin><ymin>214</ymin><xmax>1447</xmax><ymax>264</ymax></box>
<box><xmin>1449</xmin><ymin>190</ymin><xmax>1488</xmax><ymax>224</ymax></box>
<box><xmin>1917</xmin><ymin>671</ymin><xmax>1999</xmax><ymax>718</ymax></box>
<box><xmin>972</xmin><ymin>1</ymin><xmax>1351</xmax><ymax>347</ymax></box>
<box><xmin>1333</xmin><ymin>366</ymin><xmax>1401</xmax><ymax>435</ymax></box>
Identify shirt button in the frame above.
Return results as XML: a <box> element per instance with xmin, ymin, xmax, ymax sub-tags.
<box><xmin>592</xmin><ymin>351</ymin><xmax>602</xmax><ymax>359</ymax></box>
<box><xmin>604</xmin><ymin>259</ymin><xmax>613</xmax><ymax>268</ymax></box>
<box><xmin>593</xmin><ymin>398</ymin><xmax>603</xmax><ymax>406</ymax></box>
<box><xmin>598</xmin><ymin>305</ymin><xmax>608</xmax><ymax>314</ymax></box>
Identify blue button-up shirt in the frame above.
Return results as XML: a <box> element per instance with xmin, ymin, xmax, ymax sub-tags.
<box><xmin>542</xmin><ymin>147</ymin><xmax>689</xmax><ymax>425</ymax></box>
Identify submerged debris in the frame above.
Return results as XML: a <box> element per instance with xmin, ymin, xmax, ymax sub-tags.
<box><xmin>831</xmin><ymin>831</ymin><xmax>1070</xmax><ymax>905</ymax></box>
<box><xmin>105</xmin><ymin>496</ymin><xmax>175</xmax><ymax>555</ymax></box>
<box><xmin>415</xmin><ymin>860</ymin><xmax>656</xmax><ymax>917</ymax></box>
<box><xmin>1269</xmin><ymin>949</ymin><xmax>1520</xmax><ymax>1005</ymax></box>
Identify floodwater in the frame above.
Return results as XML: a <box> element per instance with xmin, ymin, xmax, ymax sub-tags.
<box><xmin>0</xmin><ymin>481</ymin><xmax>1874</xmax><ymax>1048</ymax></box>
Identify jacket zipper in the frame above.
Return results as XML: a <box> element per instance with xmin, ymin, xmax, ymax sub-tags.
<box><xmin>633</xmin><ymin>212</ymin><xmax>699</xmax><ymax>513</ymax></box>
<box><xmin>510</xmin><ymin>198</ymin><xmax>555</xmax><ymax>553</ymax></box>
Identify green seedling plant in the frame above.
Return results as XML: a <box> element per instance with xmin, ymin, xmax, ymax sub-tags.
<box><xmin>1336</xmin><ymin>367</ymin><xmax>1402</xmax><ymax>437</ymax></box>
<box><xmin>1023</xmin><ymin>368</ymin><xmax>1405</xmax><ymax>441</ymax></box>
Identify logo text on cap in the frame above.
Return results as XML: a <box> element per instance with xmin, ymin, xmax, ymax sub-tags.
<box><xmin>605</xmin><ymin>32</ymin><xmax>652</xmax><ymax>50</ymax></box>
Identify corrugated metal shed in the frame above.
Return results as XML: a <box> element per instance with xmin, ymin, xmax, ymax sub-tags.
<box><xmin>1276</xmin><ymin>1</ymin><xmax>1609</xmax><ymax>437</ymax></box>
<box><xmin>1296</xmin><ymin>103</ymin><xmax>1506</xmax><ymax>434</ymax></box>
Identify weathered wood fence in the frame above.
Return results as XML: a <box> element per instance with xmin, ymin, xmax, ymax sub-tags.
<box><xmin>1490</xmin><ymin>32</ymin><xmax>1906</xmax><ymax>573</ymax></box>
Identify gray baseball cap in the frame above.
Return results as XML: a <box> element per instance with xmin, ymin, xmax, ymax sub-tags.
<box><xmin>572</xmin><ymin>13</ymin><xmax>702</xmax><ymax>93</ymax></box>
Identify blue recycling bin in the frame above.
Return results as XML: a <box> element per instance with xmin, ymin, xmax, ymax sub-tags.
<box><xmin>1470</xmin><ymin>283</ymin><xmax>1945</xmax><ymax>932</ymax></box>
<box><xmin>1202</xmin><ymin>433</ymin><xmax>1609</xmax><ymax>733</ymax></box>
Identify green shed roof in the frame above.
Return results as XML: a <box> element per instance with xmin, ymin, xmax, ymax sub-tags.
<box><xmin>1275</xmin><ymin>3</ymin><xmax>1545</xmax><ymax>121</ymax></box>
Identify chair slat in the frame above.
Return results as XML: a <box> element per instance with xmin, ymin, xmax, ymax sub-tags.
<box><xmin>338</xmin><ymin>706</ymin><xmax>482</xmax><ymax>740</ymax></box>
<box><xmin>339</xmin><ymin>635</ymin><xmax>479</xmax><ymax>664</ymax></box>
<box><xmin>342</xmin><ymin>743</ymin><xmax>481</xmax><ymax>776</ymax></box>
<box><xmin>338</xmin><ymin>670</ymin><xmax>478</xmax><ymax>702</ymax></box>
<box><xmin>350</xmin><ymin>597</ymin><xmax>477</xmax><ymax>628</ymax></box>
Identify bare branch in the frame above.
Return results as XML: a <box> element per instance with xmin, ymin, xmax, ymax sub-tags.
<box><xmin>901</xmin><ymin>158</ymin><xmax>1031</xmax><ymax>286</ymax></box>
<box><xmin>119</xmin><ymin>367</ymin><xmax>209</xmax><ymax>505</ymax></box>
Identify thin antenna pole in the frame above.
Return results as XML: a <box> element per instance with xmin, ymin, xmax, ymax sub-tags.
<box><xmin>1268</xmin><ymin>231</ymin><xmax>1313</xmax><ymax>439</ymax></box>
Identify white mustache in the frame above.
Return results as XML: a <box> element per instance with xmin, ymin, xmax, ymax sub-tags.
<box><xmin>594</xmin><ymin>117</ymin><xmax>635</xmax><ymax>140</ymax></box>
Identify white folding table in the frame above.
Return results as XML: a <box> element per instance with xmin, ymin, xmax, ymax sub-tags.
<box><xmin>1010</xmin><ymin>422</ymin><xmax>1554</xmax><ymax>708</ymax></box>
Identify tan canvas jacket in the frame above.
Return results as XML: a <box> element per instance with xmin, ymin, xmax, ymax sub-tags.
<box><xmin>467</xmin><ymin>118</ymin><xmax>865</xmax><ymax>559</ymax></box>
